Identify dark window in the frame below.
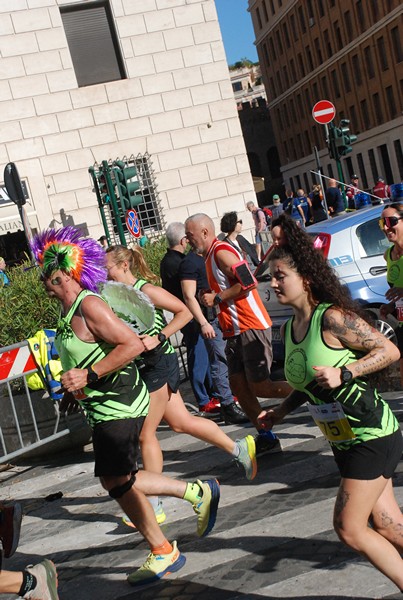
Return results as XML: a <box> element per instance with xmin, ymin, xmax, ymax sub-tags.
<box><xmin>298</xmin><ymin>6</ymin><xmax>306</xmax><ymax>34</ymax></box>
<box><xmin>304</xmin><ymin>172</ymin><xmax>310</xmax><ymax>193</ymax></box>
<box><xmin>256</xmin><ymin>6</ymin><xmax>262</xmax><ymax>29</ymax></box>
<box><xmin>314</xmin><ymin>38</ymin><xmax>323</xmax><ymax>63</ymax></box>
<box><xmin>296</xmin><ymin>174</ymin><xmax>302</xmax><ymax>189</ymax></box>
<box><xmin>270</xmin><ymin>0</ymin><xmax>275</xmax><ymax>16</ymax></box>
<box><xmin>290</xmin><ymin>58</ymin><xmax>296</xmax><ymax>82</ymax></box>
<box><xmin>360</xmin><ymin>98</ymin><xmax>371</xmax><ymax>128</ymax></box>
<box><xmin>262</xmin><ymin>1</ymin><xmax>269</xmax><ymax>22</ymax></box>
<box><xmin>318</xmin><ymin>0</ymin><xmax>325</xmax><ymax>18</ymax></box>
<box><xmin>312</xmin><ymin>82</ymin><xmax>319</xmax><ymax>100</ymax></box>
<box><xmin>60</xmin><ymin>0</ymin><xmax>126</xmax><ymax>87</ymax></box>
<box><xmin>323</xmin><ymin>29</ymin><xmax>332</xmax><ymax>59</ymax></box>
<box><xmin>356</xmin><ymin>153</ymin><xmax>368</xmax><ymax>189</ymax></box>
<box><xmin>232</xmin><ymin>82</ymin><xmax>243</xmax><ymax>92</ymax></box>
<box><xmin>386</xmin><ymin>86</ymin><xmax>397</xmax><ymax>119</ymax></box>
<box><xmin>327</xmin><ymin>163</ymin><xmax>334</xmax><ymax>178</ymax></box>
<box><xmin>368</xmin><ymin>148</ymin><xmax>378</xmax><ymax>181</ymax></box>
<box><xmin>391</xmin><ymin>27</ymin><xmax>403</xmax><ymax>64</ymax></box>
<box><xmin>364</xmin><ymin>45</ymin><xmax>375</xmax><ymax>79</ymax></box>
<box><xmin>304</xmin><ymin>88</ymin><xmax>311</xmax><ymax>109</ymax></box>
<box><xmin>284</xmin><ymin>106</ymin><xmax>290</xmax><ymax>128</ymax></box>
<box><xmin>290</xmin><ymin>14</ymin><xmax>298</xmax><ymax>40</ymax></box>
<box><xmin>290</xmin><ymin>98</ymin><xmax>297</xmax><ymax>122</ymax></box>
<box><xmin>296</xmin><ymin>93</ymin><xmax>304</xmax><ymax>119</ymax></box>
<box><xmin>330</xmin><ymin>0</ymin><xmax>335</xmax><ymax>6</ymax></box>
<box><xmin>341</xmin><ymin>62</ymin><xmax>351</xmax><ymax>93</ymax></box>
<box><xmin>331</xmin><ymin>69</ymin><xmax>340</xmax><ymax>98</ymax></box>
<box><xmin>276</xmin><ymin>30</ymin><xmax>283</xmax><ymax>55</ymax></box>
<box><xmin>351</xmin><ymin>54</ymin><xmax>362</xmax><ymax>86</ymax></box>
<box><xmin>377</xmin><ymin>36</ymin><xmax>388</xmax><ymax>71</ymax></box>
<box><xmin>298</xmin><ymin>53</ymin><xmax>306</xmax><ymax>77</ymax></box>
<box><xmin>306</xmin><ymin>47</ymin><xmax>314</xmax><ymax>71</ymax></box>
<box><xmin>321</xmin><ymin>75</ymin><xmax>329</xmax><ymax>99</ymax></box>
<box><xmin>283</xmin><ymin>66</ymin><xmax>289</xmax><ymax>88</ymax></box>
<box><xmin>276</xmin><ymin>70</ymin><xmax>282</xmax><ymax>93</ymax></box>
<box><xmin>335</xmin><ymin>22</ymin><xmax>343</xmax><ymax>51</ymax></box>
<box><xmin>379</xmin><ymin>144</ymin><xmax>394</xmax><ymax>184</ymax></box>
<box><xmin>372</xmin><ymin>93</ymin><xmax>383</xmax><ymax>125</ymax></box>
<box><xmin>344</xmin><ymin>11</ymin><xmax>353</xmax><ymax>43</ymax></box>
<box><xmin>263</xmin><ymin>42</ymin><xmax>270</xmax><ymax>67</ymax></box>
<box><xmin>394</xmin><ymin>139</ymin><xmax>403</xmax><ymax>179</ymax></box>
<box><xmin>283</xmin><ymin>22</ymin><xmax>291</xmax><ymax>48</ymax></box>
<box><xmin>349</xmin><ymin>105</ymin><xmax>358</xmax><ymax>132</ymax></box>
<box><xmin>355</xmin><ymin>0</ymin><xmax>365</xmax><ymax>34</ymax></box>
<box><xmin>269</xmin><ymin>37</ymin><xmax>277</xmax><ymax>61</ymax></box>
<box><xmin>369</xmin><ymin>0</ymin><xmax>379</xmax><ymax>23</ymax></box>
<box><xmin>269</xmin><ymin>77</ymin><xmax>276</xmax><ymax>96</ymax></box>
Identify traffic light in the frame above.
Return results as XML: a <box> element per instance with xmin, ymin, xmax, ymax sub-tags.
<box><xmin>4</xmin><ymin>162</ymin><xmax>26</xmax><ymax>207</ymax></box>
<box><xmin>327</xmin><ymin>124</ymin><xmax>339</xmax><ymax>160</ymax></box>
<box><xmin>98</xmin><ymin>173</ymin><xmax>110</xmax><ymax>204</ymax></box>
<box><xmin>335</xmin><ymin>119</ymin><xmax>358</xmax><ymax>156</ymax></box>
<box><xmin>113</xmin><ymin>160</ymin><xmax>142</xmax><ymax>210</ymax></box>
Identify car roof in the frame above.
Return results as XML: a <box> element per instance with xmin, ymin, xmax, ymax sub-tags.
<box><xmin>308</xmin><ymin>205</ymin><xmax>384</xmax><ymax>234</ymax></box>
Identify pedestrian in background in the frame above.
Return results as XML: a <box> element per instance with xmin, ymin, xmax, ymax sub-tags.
<box><xmin>346</xmin><ymin>174</ymin><xmax>360</xmax><ymax>210</ymax></box>
<box><xmin>373</xmin><ymin>177</ymin><xmax>391</xmax><ymax>203</ymax></box>
<box><xmin>271</xmin><ymin>195</ymin><xmax>284</xmax><ymax>220</ymax></box>
<box><xmin>0</xmin><ymin>257</ymin><xmax>9</xmax><ymax>286</ymax></box>
<box><xmin>309</xmin><ymin>184</ymin><xmax>328</xmax><ymax>223</ymax></box>
<box><xmin>220</xmin><ymin>211</ymin><xmax>259</xmax><ymax>267</ymax></box>
<box><xmin>246</xmin><ymin>201</ymin><xmax>267</xmax><ymax>261</ymax></box>
<box><xmin>325</xmin><ymin>178</ymin><xmax>346</xmax><ymax>217</ymax></box>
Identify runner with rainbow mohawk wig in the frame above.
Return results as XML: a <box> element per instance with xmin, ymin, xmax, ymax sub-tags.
<box><xmin>31</xmin><ymin>226</ymin><xmax>107</xmax><ymax>292</ymax></box>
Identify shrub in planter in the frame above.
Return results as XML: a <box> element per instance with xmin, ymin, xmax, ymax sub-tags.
<box><xmin>0</xmin><ymin>261</ymin><xmax>59</xmax><ymax>347</ymax></box>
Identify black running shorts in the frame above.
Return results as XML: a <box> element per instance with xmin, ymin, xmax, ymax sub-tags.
<box><xmin>92</xmin><ymin>416</ymin><xmax>145</xmax><ymax>477</ymax></box>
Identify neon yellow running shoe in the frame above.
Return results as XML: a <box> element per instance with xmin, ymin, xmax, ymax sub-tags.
<box><xmin>122</xmin><ymin>502</ymin><xmax>166</xmax><ymax>529</ymax></box>
<box><xmin>127</xmin><ymin>540</ymin><xmax>186</xmax><ymax>587</ymax></box>
<box><xmin>192</xmin><ymin>478</ymin><xmax>220</xmax><ymax>538</ymax></box>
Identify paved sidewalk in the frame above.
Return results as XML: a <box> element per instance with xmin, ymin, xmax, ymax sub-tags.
<box><xmin>1</xmin><ymin>389</ymin><xmax>402</xmax><ymax>599</ymax></box>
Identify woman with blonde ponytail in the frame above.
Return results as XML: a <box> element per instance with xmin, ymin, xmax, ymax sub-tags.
<box><xmin>105</xmin><ymin>244</ymin><xmax>257</xmax><ymax>528</ymax></box>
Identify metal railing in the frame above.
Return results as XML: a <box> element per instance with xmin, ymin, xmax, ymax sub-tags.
<box><xmin>0</xmin><ymin>341</ymin><xmax>70</xmax><ymax>464</ymax></box>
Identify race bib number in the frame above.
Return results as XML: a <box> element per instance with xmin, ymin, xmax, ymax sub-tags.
<box><xmin>396</xmin><ymin>299</ymin><xmax>403</xmax><ymax>322</ymax></box>
<box><xmin>307</xmin><ymin>401</ymin><xmax>356</xmax><ymax>442</ymax></box>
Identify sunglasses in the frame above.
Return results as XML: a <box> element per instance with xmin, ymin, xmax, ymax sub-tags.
<box><xmin>237</xmin><ymin>220</ymin><xmax>243</xmax><ymax>224</ymax></box>
<box><xmin>379</xmin><ymin>216</ymin><xmax>403</xmax><ymax>230</ymax></box>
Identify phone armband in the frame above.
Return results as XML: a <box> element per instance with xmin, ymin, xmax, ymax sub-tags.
<box><xmin>231</xmin><ymin>260</ymin><xmax>257</xmax><ymax>291</ymax></box>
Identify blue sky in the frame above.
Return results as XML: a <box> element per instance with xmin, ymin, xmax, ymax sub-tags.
<box><xmin>214</xmin><ymin>0</ymin><xmax>258</xmax><ymax>65</ymax></box>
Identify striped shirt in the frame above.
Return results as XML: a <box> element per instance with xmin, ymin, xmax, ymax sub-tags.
<box><xmin>205</xmin><ymin>239</ymin><xmax>272</xmax><ymax>338</ymax></box>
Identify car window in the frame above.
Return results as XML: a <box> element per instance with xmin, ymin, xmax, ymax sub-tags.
<box><xmin>355</xmin><ymin>218</ymin><xmax>390</xmax><ymax>257</ymax></box>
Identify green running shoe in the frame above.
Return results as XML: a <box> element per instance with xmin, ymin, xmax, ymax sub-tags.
<box><xmin>192</xmin><ymin>478</ymin><xmax>220</xmax><ymax>538</ymax></box>
<box><xmin>127</xmin><ymin>540</ymin><xmax>186</xmax><ymax>587</ymax></box>
<box><xmin>234</xmin><ymin>435</ymin><xmax>257</xmax><ymax>480</ymax></box>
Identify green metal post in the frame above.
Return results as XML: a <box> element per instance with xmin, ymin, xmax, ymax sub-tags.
<box><xmin>88</xmin><ymin>166</ymin><xmax>111</xmax><ymax>244</ymax></box>
<box><xmin>102</xmin><ymin>160</ymin><xmax>127</xmax><ymax>246</ymax></box>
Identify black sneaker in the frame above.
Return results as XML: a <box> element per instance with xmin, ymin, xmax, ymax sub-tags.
<box><xmin>255</xmin><ymin>433</ymin><xmax>282</xmax><ymax>457</ymax></box>
<box><xmin>220</xmin><ymin>402</ymin><xmax>249</xmax><ymax>425</ymax></box>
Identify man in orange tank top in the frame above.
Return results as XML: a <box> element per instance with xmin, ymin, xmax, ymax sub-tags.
<box><xmin>185</xmin><ymin>214</ymin><xmax>291</xmax><ymax>456</ymax></box>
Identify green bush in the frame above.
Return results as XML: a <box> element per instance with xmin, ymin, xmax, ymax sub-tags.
<box><xmin>0</xmin><ymin>261</ymin><xmax>59</xmax><ymax>347</ymax></box>
<box><xmin>140</xmin><ymin>235</ymin><xmax>167</xmax><ymax>282</ymax></box>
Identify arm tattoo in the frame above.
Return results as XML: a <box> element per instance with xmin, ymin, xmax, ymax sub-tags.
<box><xmin>323</xmin><ymin>311</ymin><xmax>390</xmax><ymax>375</ymax></box>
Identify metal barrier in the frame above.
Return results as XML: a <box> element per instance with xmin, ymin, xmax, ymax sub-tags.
<box><xmin>0</xmin><ymin>340</ymin><xmax>71</xmax><ymax>464</ymax></box>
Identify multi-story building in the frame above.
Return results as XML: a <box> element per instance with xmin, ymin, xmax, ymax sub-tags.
<box><xmin>0</xmin><ymin>0</ymin><xmax>257</xmax><ymax>260</ymax></box>
<box><xmin>249</xmin><ymin>0</ymin><xmax>403</xmax><ymax>195</ymax></box>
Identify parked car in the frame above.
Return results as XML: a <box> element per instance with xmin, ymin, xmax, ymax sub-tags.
<box><xmin>256</xmin><ymin>205</ymin><xmax>398</xmax><ymax>363</ymax></box>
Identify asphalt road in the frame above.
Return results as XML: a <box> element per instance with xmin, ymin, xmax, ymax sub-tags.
<box><xmin>1</xmin><ymin>388</ymin><xmax>403</xmax><ymax>600</ymax></box>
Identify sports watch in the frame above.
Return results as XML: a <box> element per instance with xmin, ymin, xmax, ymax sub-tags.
<box><xmin>340</xmin><ymin>365</ymin><xmax>353</xmax><ymax>383</ymax></box>
<box><xmin>157</xmin><ymin>332</ymin><xmax>167</xmax><ymax>344</ymax></box>
<box><xmin>213</xmin><ymin>293</ymin><xmax>223</xmax><ymax>306</ymax></box>
<box><xmin>87</xmin><ymin>365</ymin><xmax>99</xmax><ymax>384</ymax></box>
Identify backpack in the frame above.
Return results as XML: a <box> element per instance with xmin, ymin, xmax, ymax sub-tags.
<box><xmin>258</xmin><ymin>207</ymin><xmax>272</xmax><ymax>228</ymax></box>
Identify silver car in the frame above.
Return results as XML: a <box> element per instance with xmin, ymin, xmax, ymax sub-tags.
<box><xmin>256</xmin><ymin>205</ymin><xmax>397</xmax><ymax>362</ymax></box>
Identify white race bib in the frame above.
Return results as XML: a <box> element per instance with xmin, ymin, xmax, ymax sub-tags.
<box><xmin>307</xmin><ymin>401</ymin><xmax>356</xmax><ymax>442</ymax></box>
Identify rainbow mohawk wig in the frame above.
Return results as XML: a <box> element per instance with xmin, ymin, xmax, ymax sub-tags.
<box><xmin>31</xmin><ymin>226</ymin><xmax>107</xmax><ymax>293</ymax></box>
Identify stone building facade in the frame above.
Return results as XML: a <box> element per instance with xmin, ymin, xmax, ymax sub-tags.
<box><xmin>0</xmin><ymin>0</ymin><xmax>256</xmax><ymax>259</ymax></box>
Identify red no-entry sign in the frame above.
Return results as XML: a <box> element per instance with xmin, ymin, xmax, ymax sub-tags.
<box><xmin>312</xmin><ymin>100</ymin><xmax>336</xmax><ymax>125</ymax></box>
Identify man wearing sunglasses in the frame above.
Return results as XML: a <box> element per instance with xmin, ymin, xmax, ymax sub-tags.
<box><xmin>380</xmin><ymin>202</ymin><xmax>403</xmax><ymax>388</ymax></box>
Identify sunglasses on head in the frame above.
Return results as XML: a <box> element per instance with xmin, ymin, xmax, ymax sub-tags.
<box><xmin>379</xmin><ymin>216</ymin><xmax>403</xmax><ymax>230</ymax></box>
<box><xmin>237</xmin><ymin>220</ymin><xmax>243</xmax><ymax>224</ymax></box>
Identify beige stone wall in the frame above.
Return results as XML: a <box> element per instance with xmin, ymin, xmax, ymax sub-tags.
<box><xmin>0</xmin><ymin>0</ymin><xmax>257</xmax><ymax>240</ymax></box>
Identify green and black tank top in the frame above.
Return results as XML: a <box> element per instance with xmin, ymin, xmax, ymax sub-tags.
<box><xmin>133</xmin><ymin>279</ymin><xmax>174</xmax><ymax>356</ymax></box>
<box><xmin>55</xmin><ymin>289</ymin><xmax>149</xmax><ymax>427</ymax></box>
<box><xmin>284</xmin><ymin>302</ymin><xmax>398</xmax><ymax>450</ymax></box>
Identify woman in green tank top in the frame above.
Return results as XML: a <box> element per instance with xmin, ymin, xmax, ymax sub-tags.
<box><xmin>257</xmin><ymin>235</ymin><xmax>403</xmax><ymax>592</ymax></box>
<box><xmin>380</xmin><ymin>202</ymin><xmax>403</xmax><ymax>389</ymax></box>
<box><xmin>105</xmin><ymin>245</ymin><xmax>258</xmax><ymax>527</ymax></box>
